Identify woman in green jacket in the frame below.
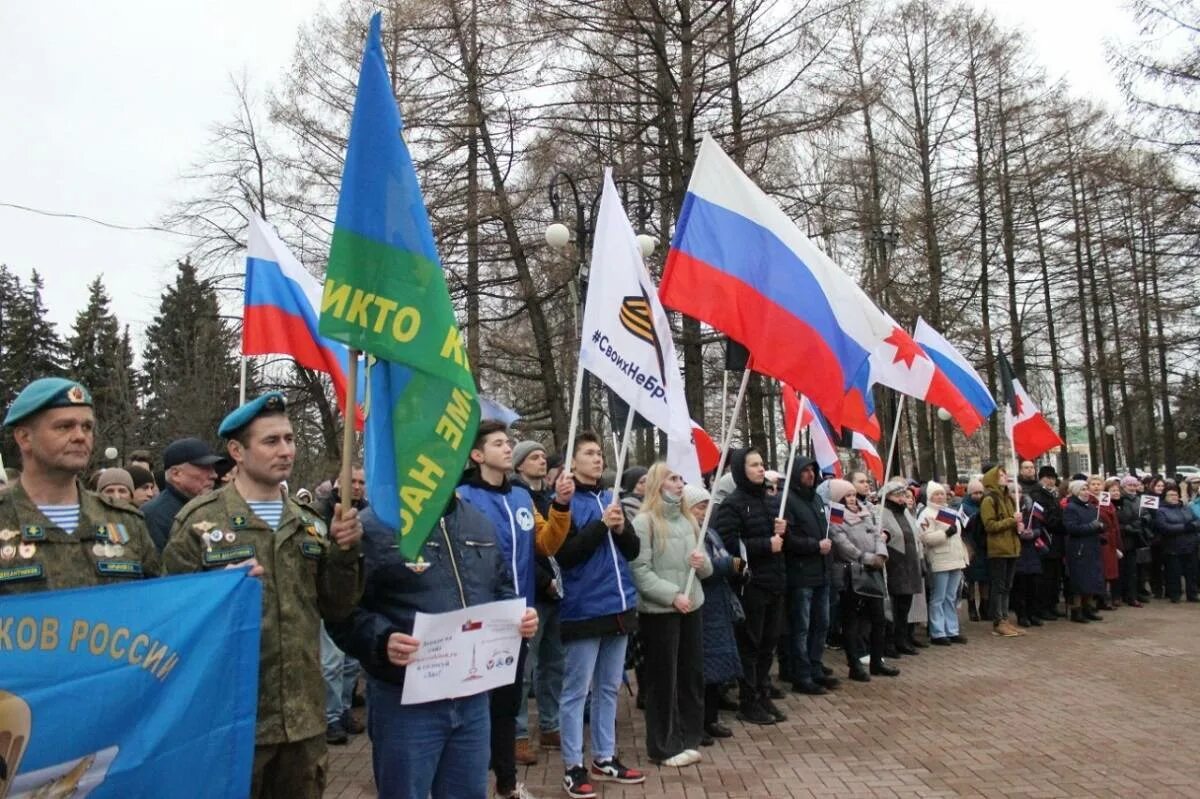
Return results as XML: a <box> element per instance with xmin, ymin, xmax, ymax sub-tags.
<box><xmin>630</xmin><ymin>463</ymin><xmax>713</xmax><ymax>768</ymax></box>
<box><xmin>979</xmin><ymin>465</ymin><xmax>1025</xmax><ymax>637</ymax></box>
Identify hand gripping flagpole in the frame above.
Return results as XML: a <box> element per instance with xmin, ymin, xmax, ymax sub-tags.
<box><xmin>684</xmin><ymin>365</ymin><xmax>752</xmax><ymax>597</ymax></box>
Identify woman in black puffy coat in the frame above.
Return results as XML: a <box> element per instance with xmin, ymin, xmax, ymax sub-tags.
<box><xmin>1062</xmin><ymin>480</ymin><xmax>1105</xmax><ymax>623</ymax></box>
<box><xmin>1156</xmin><ymin>486</ymin><xmax>1199</xmax><ymax>603</ymax></box>
<box><xmin>712</xmin><ymin>448</ymin><xmax>786</xmax><ymax>726</ymax></box>
<box><xmin>685</xmin><ymin>484</ymin><xmax>744</xmax><ymax>742</ymax></box>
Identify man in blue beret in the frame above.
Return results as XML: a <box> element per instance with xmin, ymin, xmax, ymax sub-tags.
<box><xmin>163</xmin><ymin>391</ymin><xmax>364</xmax><ymax>799</ymax></box>
<box><xmin>0</xmin><ymin>377</ymin><xmax>161</xmax><ymax>594</ymax></box>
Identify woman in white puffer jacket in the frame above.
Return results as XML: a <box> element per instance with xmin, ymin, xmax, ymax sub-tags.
<box><xmin>917</xmin><ymin>482</ymin><xmax>969</xmax><ymax>646</ymax></box>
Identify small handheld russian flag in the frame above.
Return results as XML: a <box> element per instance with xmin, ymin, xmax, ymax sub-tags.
<box><xmin>828</xmin><ymin>503</ymin><xmax>846</xmax><ymax>525</ymax></box>
<box><xmin>1030</xmin><ymin>502</ymin><xmax>1045</xmax><ymax>525</ymax></box>
<box><xmin>936</xmin><ymin>506</ymin><xmax>959</xmax><ymax>527</ymax></box>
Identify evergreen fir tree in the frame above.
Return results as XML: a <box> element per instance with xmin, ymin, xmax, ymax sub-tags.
<box><xmin>140</xmin><ymin>260</ymin><xmax>241</xmax><ymax>450</ymax></box>
<box><xmin>67</xmin><ymin>278</ymin><xmax>140</xmax><ymax>467</ymax></box>
<box><xmin>0</xmin><ymin>268</ymin><xmax>67</xmax><ymax>470</ymax></box>
<box><xmin>1174</xmin><ymin>372</ymin><xmax>1200</xmax><ymax>466</ymax></box>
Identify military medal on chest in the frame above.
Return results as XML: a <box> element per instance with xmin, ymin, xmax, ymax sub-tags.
<box><xmin>94</xmin><ymin>523</ymin><xmax>129</xmax><ymax>558</ymax></box>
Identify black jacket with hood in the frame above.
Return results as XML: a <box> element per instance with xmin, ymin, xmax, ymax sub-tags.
<box><xmin>782</xmin><ymin>456</ymin><xmax>830</xmax><ymax>588</ymax></box>
<box><xmin>713</xmin><ymin>448</ymin><xmax>785</xmax><ymax>593</ymax></box>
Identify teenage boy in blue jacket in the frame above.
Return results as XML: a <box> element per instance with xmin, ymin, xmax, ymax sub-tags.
<box><xmin>555</xmin><ymin>432</ymin><xmax>645</xmax><ymax>799</ymax></box>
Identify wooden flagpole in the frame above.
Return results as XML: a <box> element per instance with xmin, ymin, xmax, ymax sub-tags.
<box><xmin>336</xmin><ymin>349</ymin><xmax>360</xmax><ymax>549</ymax></box>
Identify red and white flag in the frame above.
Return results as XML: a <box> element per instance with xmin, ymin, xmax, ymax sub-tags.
<box><xmin>690</xmin><ymin>420</ymin><xmax>722</xmax><ymax>475</ymax></box>
<box><xmin>998</xmin><ymin>345</ymin><xmax>1063</xmax><ymax>461</ymax></box>
<box><xmin>782</xmin><ymin>386</ymin><xmax>841</xmax><ymax>477</ymax></box>
<box><xmin>851</xmin><ymin>432</ymin><xmax>884</xmax><ymax>483</ymax></box>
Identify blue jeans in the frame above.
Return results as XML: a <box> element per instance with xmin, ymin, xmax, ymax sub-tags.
<box><xmin>516</xmin><ymin>600</ymin><xmax>564</xmax><ymax>738</ymax></box>
<box><xmin>786</xmin><ymin>583</ymin><xmax>829</xmax><ymax>684</ymax></box>
<box><xmin>928</xmin><ymin>569</ymin><xmax>963</xmax><ymax>639</ymax></box>
<box><xmin>560</xmin><ymin>634</ymin><xmax>627</xmax><ymax>767</ymax></box>
<box><xmin>366</xmin><ymin>678</ymin><xmax>490</xmax><ymax>799</ymax></box>
<box><xmin>320</xmin><ymin>624</ymin><xmax>360</xmax><ymax>724</ymax></box>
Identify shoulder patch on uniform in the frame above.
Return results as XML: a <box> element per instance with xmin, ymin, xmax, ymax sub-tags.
<box><xmin>0</xmin><ymin>563</ymin><xmax>44</xmax><ymax>583</ymax></box>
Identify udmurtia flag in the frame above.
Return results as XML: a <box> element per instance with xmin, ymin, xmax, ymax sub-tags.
<box><xmin>998</xmin><ymin>344</ymin><xmax>1062</xmax><ymax>462</ymax></box>
<box><xmin>318</xmin><ymin>12</ymin><xmax>478</xmax><ymax>559</ymax></box>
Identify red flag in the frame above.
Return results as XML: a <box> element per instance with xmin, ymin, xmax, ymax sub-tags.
<box><xmin>999</xmin><ymin>346</ymin><xmax>1063</xmax><ymax>461</ymax></box>
<box><xmin>690</xmin><ymin>420</ymin><xmax>722</xmax><ymax>474</ymax></box>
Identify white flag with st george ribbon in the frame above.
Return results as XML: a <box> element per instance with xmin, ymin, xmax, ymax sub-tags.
<box><xmin>578</xmin><ymin>169</ymin><xmax>701</xmax><ymax>484</ymax></box>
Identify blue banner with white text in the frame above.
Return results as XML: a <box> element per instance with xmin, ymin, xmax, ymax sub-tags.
<box><xmin>0</xmin><ymin>570</ymin><xmax>261</xmax><ymax>798</ymax></box>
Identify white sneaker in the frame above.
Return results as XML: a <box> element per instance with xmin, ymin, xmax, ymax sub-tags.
<box><xmin>496</xmin><ymin>783</ymin><xmax>536</xmax><ymax>799</ymax></box>
<box><xmin>661</xmin><ymin>752</ymin><xmax>692</xmax><ymax>767</ymax></box>
<box><xmin>683</xmin><ymin>749</ymin><xmax>702</xmax><ymax>765</ymax></box>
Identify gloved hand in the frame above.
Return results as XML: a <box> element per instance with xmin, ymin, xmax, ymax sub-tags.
<box><xmin>1090</xmin><ymin>520</ymin><xmax>1104</xmax><ymax>532</ymax></box>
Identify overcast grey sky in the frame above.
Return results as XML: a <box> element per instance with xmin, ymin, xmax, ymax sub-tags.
<box><xmin>0</xmin><ymin>0</ymin><xmax>1132</xmax><ymax>346</ymax></box>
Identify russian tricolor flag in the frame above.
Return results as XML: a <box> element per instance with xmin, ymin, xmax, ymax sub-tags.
<box><xmin>244</xmin><ymin>216</ymin><xmax>361</xmax><ymax>422</ymax></box>
<box><xmin>663</xmin><ymin>135</ymin><xmax>872</xmax><ymax>429</ymax></box>
<box><xmin>913</xmin><ymin>318</ymin><xmax>996</xmax><ymax>435</ymax></box>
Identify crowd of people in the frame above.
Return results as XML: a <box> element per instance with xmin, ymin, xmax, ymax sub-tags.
<box><xmin>4</xmin><ymin>374</ymin><xmax>1199</xmax><ymax>799</ymax></box>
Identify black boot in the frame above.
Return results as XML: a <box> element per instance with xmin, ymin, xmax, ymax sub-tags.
<box><xmin>869</xmin><ymin>660</ymin><xmax>900</xmax><ymax>677</ymax></box>
<box><xmin>736</xmin><ymin>698</ymin><xmax>775</xmax><ymax>726</ymax></box>
<box><xmin>1070</xmin><ymin>607</ymin><xmax>1089</xmax><ymax>624</ymax></box>
<box><xmin>848</xmin><ymin>663</ymin><xmax>870</xmax><ymax>682</ymax></box>
<box><xmin>967</xmin><ymin>596</ymin><xmax>980</xmax><ymax>622</ymax></box>
<box><xmin>759</xmin><ymin>693</ymin><xmax>787</xmax><ymax>722</ymax></box>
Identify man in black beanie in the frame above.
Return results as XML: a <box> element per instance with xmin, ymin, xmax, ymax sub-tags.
<box><xmin>1032</xmin><ymin>465</ymin><xmax>1066</xmax><ymax>619</ymax></box>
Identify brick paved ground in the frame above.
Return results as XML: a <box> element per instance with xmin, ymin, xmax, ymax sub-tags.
<box><xmin>327</xmin><ymin>601</ymin><xmax>1200</xmax><ymax>798</ymax></box>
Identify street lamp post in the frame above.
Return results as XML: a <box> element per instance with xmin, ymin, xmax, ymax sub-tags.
<box><xmin>1104</xmin><ymin>424</ymin><xmax>1121</xmax><ymax>475</ymax></box>
<box><xmin>869</xmin><ymin>226</ymin><xmax>901</xmax><ymax>475</ymax></box>
<box><xmin>546</xmin><ymin>171</ymin><xmax>655</xmax><ymax>434</ymax></box>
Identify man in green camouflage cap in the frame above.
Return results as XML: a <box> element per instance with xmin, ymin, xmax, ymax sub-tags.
<box><xmin>0</xmin><ymin>377</ymin><xmax>161</xmax><ymax>594</ymax></box>
<box><xmin>163</xmin><ymin>391</ymin><xmax>364</xmax><ymax>798</ymax></box>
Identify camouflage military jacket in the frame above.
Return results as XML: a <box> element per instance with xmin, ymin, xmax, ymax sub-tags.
<box><xmin>162</xmin><ymin>483</ymin><xmax>363</xmax><ymax>746</ymax></box>
<box><xmin>0</xmin><ymin>480</ymin><xmax>161</xmax><ymax>594</ymax></box>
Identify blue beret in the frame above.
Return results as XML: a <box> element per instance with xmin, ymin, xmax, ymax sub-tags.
<box><xmin>218</xmin><ymin>392</ymin><xmax>288</xmax><ymax>438</ymax></box>
<box><xmin>4</xmin><ymin>378</ymin><xmax>93</xmax><ymax>427</ymax></box>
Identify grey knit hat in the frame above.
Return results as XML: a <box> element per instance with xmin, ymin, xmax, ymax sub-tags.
<box><xmin>512</xmin><ymin>439</ymin><xmax>547</xmax><ymax>470</ymax></box>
